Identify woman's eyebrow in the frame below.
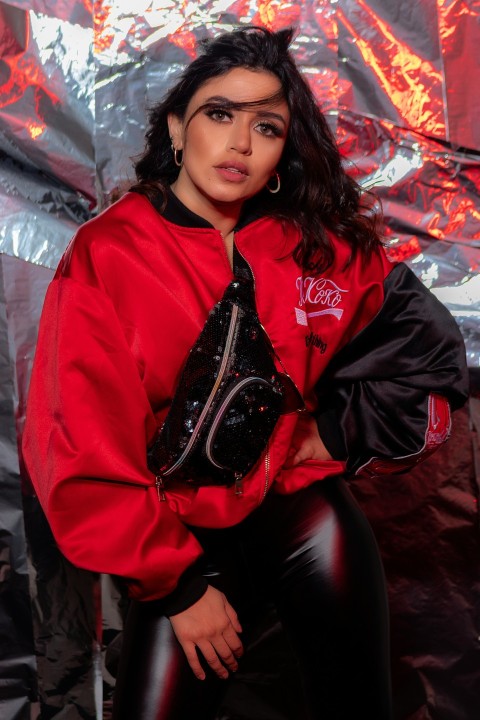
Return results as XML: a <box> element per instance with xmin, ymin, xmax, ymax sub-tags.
<box><xmin>202</xmin><ymin>95</ymin><xmax>288</xmax><ymax>125</ymax></box>
<box><xmin>203</xmin><ymin>95</ymin><xmax>233</xmax><ymax>104</ymax></box>
<box><xmin>254</xmin><ymin>110</ymin><xmax>288</xmax><ymax>125</ymax></box>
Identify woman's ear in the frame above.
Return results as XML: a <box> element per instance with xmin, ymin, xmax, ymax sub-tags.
<box><xmin>167</xmin><ymin>113</ymin><xmax>183</xmax><ymax>150</ymax></box>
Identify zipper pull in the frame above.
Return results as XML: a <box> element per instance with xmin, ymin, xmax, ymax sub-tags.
<box><xmin>155</xmin><ymin>475</ymin><xmax>166</xmax><ymax>502</ymax></box>
<box><xmin>234</xmin><ymin>472</ymin><xmax>244</xmax><ymax>497</ymax></box>
<box><xmin>263</xmin><ymin>443</ymin><xmax>271</xmax><ymax>499</ymax></box>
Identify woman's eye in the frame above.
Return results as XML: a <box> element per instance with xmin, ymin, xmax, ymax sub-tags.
<box><xmin>205</xmin><ymin>109</ymin><xmax>231</xmax><ymax>122</ymax></box>
<box><xmin>255</xmin><ymin>122</ymin><xmax>281</xmax><ymax>138</ymax></box>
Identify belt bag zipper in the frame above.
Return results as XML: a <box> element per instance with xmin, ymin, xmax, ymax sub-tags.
<box><xmin>205</xmin><ymin>376</ymin><xmax>274</xmax><ymax>469</ymax></box>
<box><xmin>161</xmin><ymin>303</ymin><xmax>240</xmax><ymax>478</ymax></box>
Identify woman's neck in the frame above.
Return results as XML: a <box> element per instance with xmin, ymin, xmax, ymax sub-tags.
<box><xmin>170</xmin><ymin>181</ymin><xmax>242</xmax><ymax>238</ymax></box>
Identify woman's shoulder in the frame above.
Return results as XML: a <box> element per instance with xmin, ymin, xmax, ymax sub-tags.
<box><xmin>77</xmin><ymin>191</ymin><xmax>161</xmax><ymax>243</ymax></box>
<box><xmin>56</xmin><ymin>192</ymin><xmax>166</xmax><ymax>282</ymax></box>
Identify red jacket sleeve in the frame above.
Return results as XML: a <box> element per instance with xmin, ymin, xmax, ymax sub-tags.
<box><xmin>22</xmin><ymin>275</ymin><xmax>203</xmax><ymax>601</ymax></box>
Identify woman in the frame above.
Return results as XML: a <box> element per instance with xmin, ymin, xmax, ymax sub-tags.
<box><xmin>22</xmin><ymin>26</ymin><xmax>468</xmax><ymax>719</ymax></box>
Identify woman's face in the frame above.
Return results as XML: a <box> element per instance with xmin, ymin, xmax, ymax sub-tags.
<box><xmin>168</xmin><ymin>67</ymin><xmax>290</xmax><ymax>218</ymax></box>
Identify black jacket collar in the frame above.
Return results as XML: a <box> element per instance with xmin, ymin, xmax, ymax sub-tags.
<box><xmin>137</xmin><ymin>186</ymin><xmax>263</xmax><ymax>231</ymax></box>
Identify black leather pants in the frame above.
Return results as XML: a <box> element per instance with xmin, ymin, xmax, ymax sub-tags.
<box><xmin>112</xmin><ymin>477</ymin><xmax>393</xmax><ymax>719</ymax></box>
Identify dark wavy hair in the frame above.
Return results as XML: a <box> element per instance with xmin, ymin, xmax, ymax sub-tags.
<box><xmin>132</xmin><ymin>26</ymin><xmax>383</xmax><ymax>272</ymax></box>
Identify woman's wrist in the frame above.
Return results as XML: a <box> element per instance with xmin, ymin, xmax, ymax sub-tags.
<box><xmin>161</xmin><ymin>560</ymin><xmax>209</xmax><ymax>617</ymax></box>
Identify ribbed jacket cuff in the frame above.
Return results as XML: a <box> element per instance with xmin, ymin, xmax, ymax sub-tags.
<box><xmin>161</xmin><ymin>561</ymin><xmax>209</xmax><ymax>617</ymax></box>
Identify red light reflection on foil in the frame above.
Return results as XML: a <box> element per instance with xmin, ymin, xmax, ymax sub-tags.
<box><xmin>83</xmin><ymin>0</ymin><xmax>94</xmax><ymax>15</ymax></box>
<box><xmin>384</xmin><ymin>235</ymin><xmax>422</xmax><ymax>263</ymax></box>
<box><xmin>169</xmin><ymin>30</ymin><xmax>197</xmax><ymax>60</ymax></box>
<box><xmin>338</xmin><ymin>0</ymin><xmax>445</xmax><ymax>137</ymax></box>
<box><xmin>0</xmin><ymin>55</ymin><xmax>57</xmax><ymax>144</ymax></box>
<box><xmin>94</xmin><ymin>0</ymin><xmax>114</xmax><ymax>53</ymax></box>
<box><xmin>437</xmin><ymin>0</ymin><xmax>476</xmax><ymax>46</ymax></box>
<box><xmin>443</xmin><ymin>197</ymin><xmax>480</xmax><ymax>238</ymax></box>
<box><xmin>229</xmin><ymin>0</ymin><xmax>251</xmax><ymax>20</ymax></box>
<box><xmin>253</xmin><ymin>0</ymin><xmax>301</xmax><ymax>31</ymax></box>
<box><xmin>26</xmin><ymin>122</ymin><xmax>45</xmax><ymax>140</ymax></box>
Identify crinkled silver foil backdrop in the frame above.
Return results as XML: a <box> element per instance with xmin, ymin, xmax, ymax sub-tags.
<box><xmin>0</xmin><ymin>1</ymin><xmax>479</xmax><ymax>718</ymax></box>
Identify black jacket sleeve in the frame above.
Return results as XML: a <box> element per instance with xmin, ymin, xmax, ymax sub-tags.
<box><xmin>314</xmin><ymin>262</ymin><xmax>469</xmax><ymax>475</ymax></box>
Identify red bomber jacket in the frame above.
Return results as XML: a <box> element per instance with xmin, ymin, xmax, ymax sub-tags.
<box><xmin>22</xmin><ymin>191</ymin><xmax>469</xmax><ymax>602</ymax></box>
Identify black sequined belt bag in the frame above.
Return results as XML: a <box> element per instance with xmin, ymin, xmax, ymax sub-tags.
<box><xmin>147</xmin><ymin>250</ymin><xmax>304</xmax><ymax>494</ymax></box>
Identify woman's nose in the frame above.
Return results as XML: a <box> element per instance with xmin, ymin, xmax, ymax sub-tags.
<box><xmin>228</xmin><ymin>118</ymin><xmax>252</xmax><ymax>155</ymax></box>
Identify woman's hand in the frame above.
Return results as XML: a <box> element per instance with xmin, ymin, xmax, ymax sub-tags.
<box><xmin>169</xmin><ymin>584</ymin><xmax>243</xmax><ymax>680</ymax></box>
<box><xmin>286</xmin><ymin>412</ymin><xmax>333</xmax><ymax>466</ymax></box>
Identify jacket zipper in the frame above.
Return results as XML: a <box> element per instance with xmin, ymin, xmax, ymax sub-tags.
<box><xmin>234</xmin><ymin>242</ymin><xmax>256</xmax><ymax>291</ymax></box>
<box><xmin>83</xmin><ymin>474</ymin><xmax>165</xmax><ymax>501</ymax></box>
<box><xmin>155</xmin><ymin>475</ymin><xmax>166</xmax><ymax>502</ymax></box>
<box><xmin>235</xmin><ymin>244</ymin><xmax>304</xmax><ymax>406</ymax></box>
<box><xmin>161</xmin><ymin>303</ymin><xmax>239</xmax><ymax>477</ymax></box>
<box><xmin>234</xmin><ymin>442</ymin><xmax>270</xmax><ymax>500</ymax></box>
<box><xmin>263</xmin><ymin>442</ymin><xmax>271</xmax><ymax>498</ymax></box>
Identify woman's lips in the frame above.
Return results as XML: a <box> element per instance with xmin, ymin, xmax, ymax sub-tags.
<box><xmin>215</xmin><ymin>163</ymin><xmax>249</xmax><ymax>183</ymax></box>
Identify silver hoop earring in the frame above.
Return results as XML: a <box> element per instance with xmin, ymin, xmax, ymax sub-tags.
<box><xmin>172</xmin><ymin>146</ymin><xmax>183</xmax><ymax>167</ymax></box>
<box><xmin>267</xmin><ymin>172</ymin><xmax>281</xmax><ymax>194</ymax></box>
